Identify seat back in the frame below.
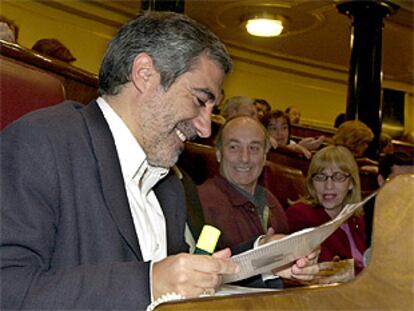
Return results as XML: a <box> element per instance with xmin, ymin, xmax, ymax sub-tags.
<box><xmin>267</xmin><ymin>146</ymin><xmax>311</xmax><ymax>175</ymax></box>
<box><xmin>259</xmin><ymin>162</ymin><xmax>307</xmax><ymax>209</ymax></box>
<box><xmin>177</xmin><ymin>142</ymin><xmax>219</xmax><ymax>185</ymax></box>
<box><xmin>0</xmin><ymin>56</ymin><xmax>65</xmax><ymax>129</ymax></box>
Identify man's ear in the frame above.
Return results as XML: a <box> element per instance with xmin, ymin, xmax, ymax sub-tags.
<box><xmin>216</xmin><ymin>150</ymin><xmax>221</xmax><ymax>163</ymax></box>
<box><xmin>377</xmin><ymin>174</ymin><xmax>385</xmax><ymax>187</ymax></box>
<box><xmin>130</xmin><ymin>53</ymin><xmax>158</xmax><ymax>93</ymax></box>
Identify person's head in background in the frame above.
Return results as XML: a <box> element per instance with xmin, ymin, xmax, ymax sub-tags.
<box><xmin>334</xmin><ymin>113</ymin><xmax>346</xmax><ymax>128</ymax></box>
<box><xmin>220</xmin><ymin>96</ymin><xmax>257</xmax><ymax>120</ymax></box>
<box><xmin>306</xmin><ymin>145</ymin><xmax>361</xmax><ymax>218</ymax></box>
<box><xmin>332</xmin><ymin>120</ymin><xmax>374</xmax><ymax>158</ymax></box>
<box><xmin>401</xmin><ymin>130</ymin><xmax>414</xmax><ymax>145</ymax></box>
<box><xmin>379</xmin><ymin>133</ymin><xmax>394</xmax><ymax>156</ymax></box>
<box><xmin>377</xmin><ymin>151</ymin><xmax>414</xmax><ymax>186</ymax></box>
<box><xmin>215</xmin><ymin>116</ymin><xmax>271</xmax><ymax>195</ymax></box>
<box><xmin>32</xmin><ymin>38</ymin><xmax>76</xmax><ymax>63</ymax></box>
<box><xmin>285</xmin><ymin>106</ymin><xmax>301</xmax><ymax>125</ymax></box>
<box><xmin>253</xmin><ymin>98</ymin><xmax>271</xmax><ymax>120</ymax></box>
<box><xmin>0</xmin><ymin>15</ymin><xmax>18</xmax><ymax>43</ymax></box>
<box><xmin>261</xmin><ymin>109</ymin><xmax>291</xmax><ymax>146</ymax></box>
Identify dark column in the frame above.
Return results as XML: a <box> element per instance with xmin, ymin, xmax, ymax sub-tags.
<box><xmin>337</xmin><ymin>0</ymin><xmax>398</xmax><ymax>159</ymax></box>
<box><xmin>141</xmin><ymin>0</ymin><xmax>185</xmax><ymax>13</ymax></box>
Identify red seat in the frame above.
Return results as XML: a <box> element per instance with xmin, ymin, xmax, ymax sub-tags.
<box><xmin>259</xmin><ymin>161</ymin><xmax>307</xmax><ymax>209</ymax></box>
<box><xmin>0</xmin><ymin>56</ymin><xmax>65</xmax><ymax>129</ymax></box>
<box><xmin>177</xmin><ymin>142</ymin><xmax>219</xmax><ymax>184</ymax></box>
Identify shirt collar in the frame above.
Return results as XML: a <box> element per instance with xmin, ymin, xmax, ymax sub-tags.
<box><xmin>96</xmin><ymin>97</ymin><xmax>168</xmax><ymax>186</ymax></box>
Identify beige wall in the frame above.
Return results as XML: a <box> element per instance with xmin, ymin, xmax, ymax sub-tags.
<box><xmin>2</xmin><ymin>0</ymin><xmax>412</xmax><ymax>132</ymax></box>
<box><xmin>2</xmin><ymin>0</ymin><xmax>113</xmax><ymax>74</ymax></box>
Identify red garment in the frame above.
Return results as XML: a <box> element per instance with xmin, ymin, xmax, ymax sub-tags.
<box><xmin>197</xmin><ymin>175</ymin><xmax>289</xmax><ymax>249</ymax></box>
<box><xmin>286</xmin><ymin>202</ymin><xmax>366</xmax><ymax>274</ymax></box>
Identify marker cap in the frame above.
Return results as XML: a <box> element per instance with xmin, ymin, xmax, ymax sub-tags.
<box><xmin>195</xmin><ymin>225</ymin><xmax>221</xmax><ymax>254</ymax></box>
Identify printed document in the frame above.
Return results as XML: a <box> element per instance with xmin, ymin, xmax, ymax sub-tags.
<box><xmin>223</xmin><ymin>192</ymin><xmax>376</xmax><ymax>283</ymax></box>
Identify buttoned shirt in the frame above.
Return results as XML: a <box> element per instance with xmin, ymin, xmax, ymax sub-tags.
<box><xmin>97</xmin><ymin>97</ymin><xmax>168</xmax><ymax>262</ymax></box>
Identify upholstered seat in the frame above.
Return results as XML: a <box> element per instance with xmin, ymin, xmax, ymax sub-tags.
<box><xmin>0</xmin><ymin>55</ymin><xmax>65</xmax><ymax>129</ymax></box>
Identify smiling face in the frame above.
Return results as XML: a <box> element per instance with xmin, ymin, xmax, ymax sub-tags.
<box><xmin>128</xmin><ymin>54</ymin><xmax>225</xmax><ymax>168</ymax></box>
<box><xmin>217</xmin><ymin>117</ymin><xmax>267</xmax><ymax>194</ymax></box>
<box><xmin>267</xmin><ymin>116</ymin><xmax>289</xmax><ymax>146</ymax></box>
<box><xmin>312</xmin><ymin>164</ymin><xmax>353</xmax><ymax>218</ymax></box>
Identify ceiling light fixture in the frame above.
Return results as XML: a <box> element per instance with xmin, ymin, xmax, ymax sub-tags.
<box><xmin>245</xmin><ymin>16</ymin><xmax>284</xmax><ymax>37</ymax></box>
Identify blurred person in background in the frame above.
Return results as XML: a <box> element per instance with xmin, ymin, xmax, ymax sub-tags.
<box><xmin>332</xmin><ymin>120</ymin><xmax>374</xmax><ymax>158</ymax></box>
<box><xmin>262</xmin><ymin>110</ymin><xmax>324</xmax><ymax>159</ymax></box>
<box><xmin>220</xmin><ymin>95</ymin><xmax>258</xmax><ymax>120</ymax></box>
<box><xmin>32</xmin><ymin>38</ymin><xmax>76</xmax><ymax>63</ymax></box>
<box><xmin>0</xmin><ymin>15</ymin><xmax>18</xmax><ymax>43</ymax></box>
<box><xmin>254</xmin><ymin>98</ymin><xmax>271</xmax><ymax>120</ymax></box>
<box><xmin>285</xmin><ymin>106</ymin><xmax>301</xmax><ymax>125</ymax></box>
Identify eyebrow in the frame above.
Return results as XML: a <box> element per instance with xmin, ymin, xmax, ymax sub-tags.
<box><xmin>192</xmin><ymin>87</ymin><xmax>216</xmax><ymax>102</ymax></box>
<box><xmin>226</xmin><ymin>139</ymin><xmax>264</xmax><ymax>146</ymax></box>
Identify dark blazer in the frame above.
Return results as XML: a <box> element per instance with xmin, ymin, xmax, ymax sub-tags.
<box><xmin>0</xmin><ymin>101</ymin><xmax>188</xmax><ymax>310</ymax></box>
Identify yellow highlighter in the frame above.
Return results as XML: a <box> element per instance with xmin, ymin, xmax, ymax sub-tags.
<box><xmin>194</xmin><ymin>225</ymin><xmax>221</xmax><ymax>255</ymax></box>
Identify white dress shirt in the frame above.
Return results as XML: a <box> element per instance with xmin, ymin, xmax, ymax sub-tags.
<box><xmin>97</xmin><ymin>97</ymin><xmax>168</xmax><ymax>262</ymax></box>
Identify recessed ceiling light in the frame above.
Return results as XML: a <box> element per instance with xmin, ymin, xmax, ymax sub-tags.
<box><xmin>245</xmin><ymin>17</ymin><xmax>283</xmax><ymax>37</ymax></box>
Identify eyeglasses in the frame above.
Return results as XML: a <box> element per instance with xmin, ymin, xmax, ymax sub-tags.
<box><xmin>312</xmin><ymin>172</ymin><xmax>351</xmax><ymax>183</ymax></box>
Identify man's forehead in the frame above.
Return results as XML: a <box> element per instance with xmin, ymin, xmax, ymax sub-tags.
<box><xmin>223</xmin><ymin>119</ymin><xmax>265</xmax><ymax>142</ymax></box>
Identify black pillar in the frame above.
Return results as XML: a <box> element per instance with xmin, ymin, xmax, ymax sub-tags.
<box><xmin>337</xmin><ymin>0</ymin><xmax>398</xmax><ymax>159</ymax></box>
<box><xmin>141</xmin><ymin>0</ymin><xmax>185</xmax><ymax>13</ymax></box>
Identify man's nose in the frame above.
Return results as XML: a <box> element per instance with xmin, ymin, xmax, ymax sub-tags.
<box><xmin>192</xmin><ymin>106</ymin><xmax>213</xmax><ymax>138</ymax></box>
<box><xmin>240</xmin><ymin>147</ymin><xmax>250</xmax><ymax>163</ymax></box>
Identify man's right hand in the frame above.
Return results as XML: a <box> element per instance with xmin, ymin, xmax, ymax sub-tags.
<box><xmin>152</xmin><ymin>248</ymin><xmax>239</xmax><ymax>300</ymax></box>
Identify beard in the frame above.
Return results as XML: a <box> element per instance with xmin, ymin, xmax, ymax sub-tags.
<box><xmin>145</xmin><ymin>120</ymin><xmax>197</xmax><ymax>169</ymax></box>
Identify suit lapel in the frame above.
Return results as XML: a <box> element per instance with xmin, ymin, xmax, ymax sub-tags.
<box><xmin>80</xmin><ymin>101</ymin><xmax>142</xmax><ymax>260</ymax></box>
<box><xmin>154</xmin><ymin>173</ymin><xmax>188</xmax><ymax>255</ymax></box>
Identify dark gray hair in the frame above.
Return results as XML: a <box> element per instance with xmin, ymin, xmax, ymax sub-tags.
<box><xmin>98</xmin><ymin>11</ymin><xmax>232</xmax><ymax>95</ymax></box>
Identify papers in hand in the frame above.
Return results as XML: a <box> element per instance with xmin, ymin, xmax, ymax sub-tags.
<box><xmin>223</xmin><ymin>192</ymin><xmax>376</xmax><ymax>283</ymax></box>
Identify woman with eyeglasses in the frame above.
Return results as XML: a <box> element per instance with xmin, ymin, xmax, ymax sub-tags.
<box><xmin>286</xmin><ymin>145</ymin><xmax>367</xmax><ymax>274</ymax></box>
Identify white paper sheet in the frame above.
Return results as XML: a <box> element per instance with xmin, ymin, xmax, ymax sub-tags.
<box><xmin>223</xmin><ymin>192</ymin><xmax>376</xmax><ymax>283</ymax></box>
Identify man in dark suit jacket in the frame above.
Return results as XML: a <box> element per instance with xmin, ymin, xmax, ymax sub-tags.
<box><xmin>1</xmin><ymin>12</ymin><xmax>319</xmax><ymax>310</ymax></box>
